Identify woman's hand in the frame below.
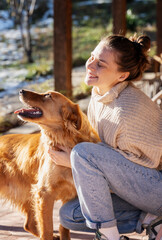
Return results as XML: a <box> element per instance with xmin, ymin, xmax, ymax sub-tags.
<box><xmin>48</xmin><ymin>146</ymin><xmax>71</xmax><ymax>168</ymax></box>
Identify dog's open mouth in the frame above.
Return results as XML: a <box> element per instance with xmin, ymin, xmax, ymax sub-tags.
<box><xmin>14</xmin><ymin>107</ymin><xmax>43</xmax><ymax>118</ymax></box>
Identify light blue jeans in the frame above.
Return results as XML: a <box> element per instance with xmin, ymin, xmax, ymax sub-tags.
<box><xmin>60</xmin><ymin>143</ymin><xmax>162</xmax><ymax>234</ymax></box>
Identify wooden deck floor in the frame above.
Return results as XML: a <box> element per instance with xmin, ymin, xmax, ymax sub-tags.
<box><xmin>0</xmin><ymin>200</ymin><xmax>148</xmax><ymax>240</ymax></box>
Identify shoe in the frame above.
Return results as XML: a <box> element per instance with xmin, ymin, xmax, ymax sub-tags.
<box><xmin>143</xmin><ymin>216</ymin><xmax>162</xmax><ymax>240</ymax></box>
<box><xmin>93</xmin><ymin>230</ymin><xmax>129</xmax><ymax>240</ymax></box>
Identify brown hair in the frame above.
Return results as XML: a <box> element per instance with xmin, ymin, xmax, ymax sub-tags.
<box><xmin>101</xmin><ymin>35</ymin><xmax>151</xmax><ymax>81</ymax></box>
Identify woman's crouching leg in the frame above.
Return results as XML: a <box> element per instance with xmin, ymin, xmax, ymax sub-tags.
<box><xmin>59</xmin><ymin>198</ymin><xmax>95</xmax><ymax>232</ymax></box>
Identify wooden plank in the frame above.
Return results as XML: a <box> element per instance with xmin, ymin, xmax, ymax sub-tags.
<box><xmin>54</xmin><ymin>0</ymin><xmax>72</xmax><ymax>97</ymax></box>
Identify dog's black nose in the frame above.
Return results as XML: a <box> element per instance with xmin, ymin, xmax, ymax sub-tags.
<box><xmin>19</xmin><ymin>89</ymin><xmax>25</xmax><ymax>95</ymax></box>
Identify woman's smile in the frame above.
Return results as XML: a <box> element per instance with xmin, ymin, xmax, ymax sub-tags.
<box><xmin>87</xmin><ymin>71</ymin><xmax>98</xmax><ymax>79</ymax></box>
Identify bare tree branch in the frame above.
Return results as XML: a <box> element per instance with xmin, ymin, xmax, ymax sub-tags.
<box><xmin>8</xmin><ymin>0</ymin><xmax>36</xmax><ymax>63</ymax></box>
<box><xmin>29</xmin><ymin>0</ymin><xmax>36</xmax><ymax>15</ymax></box>
<box><xmin>18</xmin><ymin>0</ymin><xmax>25</xmax><ymax>14</ymax></box>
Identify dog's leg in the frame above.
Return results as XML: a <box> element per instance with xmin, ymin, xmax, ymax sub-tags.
<box><xmin>33</xmin><ymin>187</ymin><xmax>55</xmax><ymax>240</ymax></box>
<box><xmin>59</xmin><ymin>224</ymin><xmax>70</xmax><ymax>240</ymax></box>
<box><xmin>23</xmin><ymin>202</ymin><xmax>39</xmax><ymax>237</ymax></box>
<box><xmin>24</xmin><ymin>210</ymin><xmax>39</xmax><ymax>237</ymax></box>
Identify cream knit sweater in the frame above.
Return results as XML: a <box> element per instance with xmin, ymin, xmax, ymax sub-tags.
<box><xmin>88</xmin><ymin>81</ymin><xmax>162</xmax><ymax>170</ymax></box>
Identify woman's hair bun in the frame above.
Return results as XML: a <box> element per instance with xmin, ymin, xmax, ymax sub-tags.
<box><xmin>136</xmin><ymin>35</ymin><xmax>151</xmax><ymax>53</ymax></box>
<box><xmin>130</xmin><ymin>35</ymin><xmax>151</xmax><ymax>54</ymax></box>
<box><xmin>102</xmin><ymin>34</ymin><xmax>151</xmax><ymax>81</ymax></box>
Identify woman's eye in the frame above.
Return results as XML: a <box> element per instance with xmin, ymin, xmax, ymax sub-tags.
<box><xmin>97</xmin><ymin>62</ymin><xmax>102</xmax><ymax>67</ymax></box>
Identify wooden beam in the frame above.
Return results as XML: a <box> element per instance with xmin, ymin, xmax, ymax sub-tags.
<box><xmin>112</xmin><ymin>0</ymin><xmax>126</xmax><ymax>35</ymax></box>
<box><xmin>54</xmin><ymin>0</ymin><xmax>72</xmax><ymax>97</ymax></box>
<box><xmin>156</xmin><ymin>0</ymin><xmax>162</xmax><ymax>56</ymax></box>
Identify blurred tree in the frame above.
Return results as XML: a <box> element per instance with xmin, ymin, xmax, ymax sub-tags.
<box><xmin>156</xmin><ymin>0</ymin><xmax>162</xmax><ymax>56</ymax></box>
<box><xmin>112</xmin><ymin>0</ymin><xmax>126</xmax><ymax>35</ymax></box>
<box><xmin>54</xmin><ymin>0</ymin><xmax>72</xmax><ymax>97</ymax></box>
<box><xmin>8</xmin><ymin>0</ymin><xmax>36</xmax><ymax>63</ymax></box>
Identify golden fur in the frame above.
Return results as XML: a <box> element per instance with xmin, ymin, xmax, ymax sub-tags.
<box><xmin>0</xmin><ymin>89</ymin><xmax>100</xmax><ymax>240</ymax></box>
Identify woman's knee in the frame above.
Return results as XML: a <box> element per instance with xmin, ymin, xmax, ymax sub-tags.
<box><xmin>72</xmin><ymin>142</ymin><xmax>94</xmax><ymax>156</ymax></box>
<box><xmin>71</xmin><ymin>142</ymin><xmax>113</xmax><ymax>158</ymax></box>
<box><xmin>71</xmin><ymin>142</ymin><xmax>114</xmax><ymax>170</ymax></box>
<box><xmin>71</xmin><ymin>142</ymin><xmax>94</xmax><ymax>167</ymax></box>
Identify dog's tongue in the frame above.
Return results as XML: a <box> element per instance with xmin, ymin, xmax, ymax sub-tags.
<box><xmin>14</xmin><ymin>108</ymin><xmax>43</xmax><ymax>118</ymax></box>
<box><xmin>14</xmin><ymin>108</ymin><xmax>35</xmax><ymax>114</ymax></box>
<box><xmin>14</xmin><ymin>108</ymin><xmax>24</xmax><ymax>114</ymax></box>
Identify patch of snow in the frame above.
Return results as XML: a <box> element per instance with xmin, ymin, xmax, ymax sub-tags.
<box><xmin>36</xmin><ymin>18</ymin><xmax>53</xmax><ymax>27</ymax></box>
<box><xmin>0</xmin><ymin>19</ymin><xmax>14</xmax><ymax>31</ymax></box>
<box><xmin>0</xmin><ymin>10</ymin><xmax>14</xmax><ymax>31</ymax></box>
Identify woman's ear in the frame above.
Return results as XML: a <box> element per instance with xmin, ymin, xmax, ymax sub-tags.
<box><xmin>119</xmin><ymin>72</ymin><xmax>130</xmax><ymax>82</ymax></box>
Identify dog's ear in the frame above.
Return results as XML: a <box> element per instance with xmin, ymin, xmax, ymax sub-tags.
<box><xmin>61</xmin><ymin>103</ymin><xmax>82</xmax><ymax>130</ymax></box>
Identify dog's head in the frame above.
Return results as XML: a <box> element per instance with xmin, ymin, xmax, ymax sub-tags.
<box><xmin>15</xmin><ymin>89</ymin><xmax>82</xmax><ymax>131</ymax></box>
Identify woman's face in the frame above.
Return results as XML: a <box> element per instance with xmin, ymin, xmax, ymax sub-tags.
<box><xmin>85</xmin><ymin>42</ymin><xmax>128</xmax><ymax>95</ymax></box>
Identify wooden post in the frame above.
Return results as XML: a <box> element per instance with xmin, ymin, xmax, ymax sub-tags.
<box><xmin>156</xmin><ymin>0</ymin><xmax>162</xmax><ymax>56</ymax></box>
<box><xmin>112</xmin><ymin>0</ymin><xmax>126</xmax><ymax>35</ymax></box>
<box><xmin>54</xmin><ymin>0</ymin><xmax>72</xmax><ymax>97</ymax></box>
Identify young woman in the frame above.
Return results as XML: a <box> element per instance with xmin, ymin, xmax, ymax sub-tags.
<box><xmin>49</xmin><ymin>35</ymin><xmax>162</xmax><ymax>240</ymax></box>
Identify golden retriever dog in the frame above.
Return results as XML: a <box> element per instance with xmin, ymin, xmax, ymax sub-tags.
<box><xmin>0</xmin><ymin>89</ymin><xmax>100</xmax><ymax>240</ymax></box>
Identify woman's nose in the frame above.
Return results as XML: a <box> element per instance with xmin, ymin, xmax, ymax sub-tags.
<box><xmin>86</xmin><ymin>58</ymin><xmax>96</xmax><ymax>70</ymax></box>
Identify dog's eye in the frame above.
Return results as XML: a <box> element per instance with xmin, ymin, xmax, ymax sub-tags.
<box><xmin>44</xmin><ymin>94</ymin><xmax>51</xmax><ymax>99</ymax></box>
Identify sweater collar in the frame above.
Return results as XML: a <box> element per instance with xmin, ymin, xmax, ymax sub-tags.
<box><xmin>91</xmin><ymin>81</ymin><xmax>128</xmax><ymax>103</ymax></box>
